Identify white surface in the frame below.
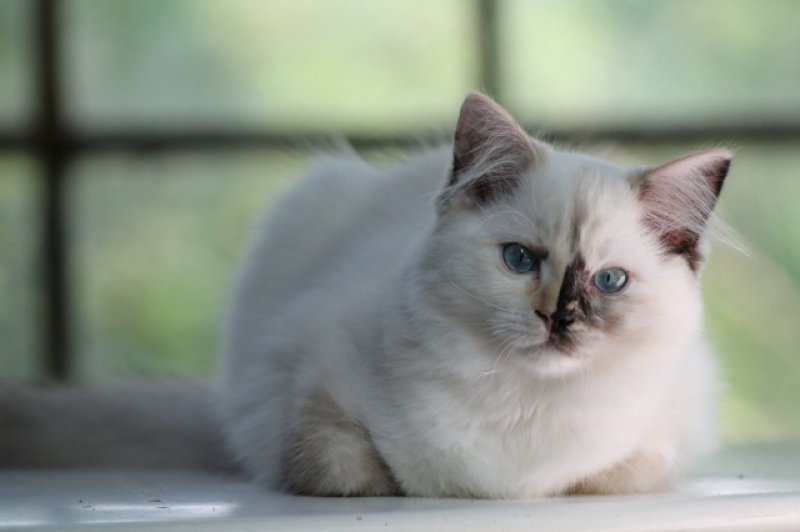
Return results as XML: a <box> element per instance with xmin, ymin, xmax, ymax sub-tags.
<box><xmin>1</xmin><ymin>446</ymin><xmax>799</xmax><ymax>531</ymax></box>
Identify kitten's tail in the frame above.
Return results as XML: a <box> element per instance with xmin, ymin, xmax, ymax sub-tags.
<box><xmin>0</xmin><ymin>382</ymin><xmax>234</xmax><ymax>473</ymax></box>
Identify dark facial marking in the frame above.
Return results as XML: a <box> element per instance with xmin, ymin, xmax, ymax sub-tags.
<box><xmin>546</xmin><ymin>254</ymin><xmax>630</xmax><ymax>350</ymax></box>
<box><xmin>550</xmin><ymin>255</ymin><xmax>593</xmax><ymax>348</ymax></box>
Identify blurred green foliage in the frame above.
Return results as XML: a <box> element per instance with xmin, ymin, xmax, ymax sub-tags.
<box><xmin>0</xmin><ymin>157</ymin><xmax>38</xmax><ymax>380</ymax></box>
<box><xmin>0</xmin><ymin>1</ymin><xmax>798</xmax><ymax>444</ymax></box>
<box><xmin>503</xmin><ymin>0</ymin><xmax>800</xmax><ymax>127</ymax></box>
<box><xmin>66</xmin><ymin>0</ymin><xmax>474</xmax><ymax>131</ymax></box>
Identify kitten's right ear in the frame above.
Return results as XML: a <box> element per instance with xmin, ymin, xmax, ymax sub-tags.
<box><xmin>438</xmin><ymin>92</ymin><xmax>539</xmax><ymax>211</ymax></box>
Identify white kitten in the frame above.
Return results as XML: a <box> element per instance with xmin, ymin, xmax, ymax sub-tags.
<box><xmin>221</xmin><ymin>93</ymin><xmax>728</xmax><ymax>497</ymax></box>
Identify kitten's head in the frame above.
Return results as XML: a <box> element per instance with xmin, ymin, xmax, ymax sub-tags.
<box><xmin>423</xmin><ymin>93</ymin><xmax>730</xmax><ymax>377</ymax></box>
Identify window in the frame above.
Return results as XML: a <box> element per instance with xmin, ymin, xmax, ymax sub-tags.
<box><xmin>2</xmin><ymin>0</ymin><xmax>799</xmax><ymax>446</ymax></box>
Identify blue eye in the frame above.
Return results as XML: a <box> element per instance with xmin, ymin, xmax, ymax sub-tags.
<box><xmin>593</xmin><ymin>267</ymin><xmax>628</xmax><ymax>294</ymax></box>
<box><xmin>502</xmin><ymin>243</ymin><xmax>537</xmax><ymax>274</ymax></box>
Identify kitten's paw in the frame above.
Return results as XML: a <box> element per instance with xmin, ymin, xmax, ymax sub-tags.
<box><xmin>281</xmin><ymin>390</ymin><xmax>399</xmax><ymax>497</ymax></box>
<box><xmin>568</xmin><ymin>447</ymin><xmax>677</xmax><ymax>495</ymax></box>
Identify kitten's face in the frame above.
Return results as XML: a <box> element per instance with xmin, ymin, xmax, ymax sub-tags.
<box><xmin>426</xmin><ymin>149</ymin><xmax>703</xmax><ymax>376</ymax></box>
<box><xmin>425</xmin><ymin>93</ymin><xmax>728</xmax><ymax>377</ymax></box>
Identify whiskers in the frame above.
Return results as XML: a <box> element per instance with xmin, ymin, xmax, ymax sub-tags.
<box><xmin>434</xmin><ymin>260</ymin><xmax>587</xmax><ymax>380</ymax></box>
<box><xmin>483</xmin><ymin>313</ymin><xmax>546</xmax><ymax>374</ymax></box>
<box><xmin>483</xmin><ymin>334</ymin><xmax>523</xmax><ymax>377</ymax></box>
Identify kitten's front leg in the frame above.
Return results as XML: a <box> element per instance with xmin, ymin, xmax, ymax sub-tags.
<box><xmin>568</xmin><ymin>445</ymin><xmax>677</xmax><ymax>495</ymax></box>
<box><xmin>281</xmin><ymin>389</ymin><xmax>399</xmax><ymax>497</ymax></box>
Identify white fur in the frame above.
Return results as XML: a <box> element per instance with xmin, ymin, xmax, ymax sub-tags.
<box><xmin>221</xmin><ymin>141</ymin><xmax>719</xmax><ymax>497</ymax></box>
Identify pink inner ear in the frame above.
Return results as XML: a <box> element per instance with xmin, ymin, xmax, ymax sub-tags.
<box><xmin>638</xmin><ymin>149</ymin><xmax>731</xmax><ymax>265</ymax></box>
<box><xmin>652</xmin><ymin>149</ymin><xmax>731</xmax><ymax>193</ymax></box>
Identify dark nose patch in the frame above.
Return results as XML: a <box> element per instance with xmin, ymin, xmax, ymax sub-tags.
<box><xmin>551</xmin><ymin>255</ymin><xmax>591</xmax><ymax>341</ymax></box>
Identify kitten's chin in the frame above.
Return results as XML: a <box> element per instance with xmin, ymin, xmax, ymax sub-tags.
<box><xmin>528</xmin><ymin>349</ymin><xmax>585</xmax><ymax>377</ymax></box>
<box><xmin>512</xmin><ymin>341</ymin><xmax>587</xmax><ymax>377</ymax></box>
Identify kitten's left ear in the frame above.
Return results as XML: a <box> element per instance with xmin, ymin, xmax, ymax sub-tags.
<box><xmin>635</xmin><ymin>149</ymin><xmax>731</xmax><ymax>270</ymax></box>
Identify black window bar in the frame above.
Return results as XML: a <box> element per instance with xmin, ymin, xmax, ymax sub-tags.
<box><xmin>36</xmin><ymin>0</ymin><xmax>69</xmax><ymax>381</ymax></box>
<box><xmin>1</xmin><ymin>0</ymin><xmax>798</xmax><ymax>381</ymax></box>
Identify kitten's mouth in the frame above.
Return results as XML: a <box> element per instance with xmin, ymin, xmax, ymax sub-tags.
<box><xmin>508</xmin><ymin>334</ymin><xmax>585</xmax><ymax>377</ymax></box>
<box><xmin>545</xmin><ymin>332</ymin><xmax>576</xmax><ymax>353</ymax></box>
<box><xmin>514</xmin><ymin>333</ymin><xmax>575</xmax><ymax>355</ymax></box>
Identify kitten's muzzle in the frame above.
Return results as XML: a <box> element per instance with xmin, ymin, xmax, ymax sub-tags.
<box><xmin>535</xmin><ymin>310</ymin><xmax>553</xmax><ymax>333</ymax></box>
<box><xmin>536</xmin><ymin>308</ymin><xmax>576</xmax><ymax>337</ymax></box>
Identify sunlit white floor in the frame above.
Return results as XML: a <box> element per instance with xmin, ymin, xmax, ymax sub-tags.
<box><xmin>1</xmin><ymin>445</ymin><xmax>799</xmax><ymax>531</ymax></box>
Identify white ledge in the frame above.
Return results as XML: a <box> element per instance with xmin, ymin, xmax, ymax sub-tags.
<box><xmin>2</xmin><ymin>445</ymin><xmax>799</xmax><ymax>531</ymax></box>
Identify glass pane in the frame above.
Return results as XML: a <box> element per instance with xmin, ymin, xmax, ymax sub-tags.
<box><xmin>0</xmin><ymin>0</ymin><xmax>33</xmax><ymax>127</ymax></box>
<box><xmin>502</xmin><ymin>0</ymin><xmax>800</xmax><ymax>128</ymax></box>
<box><xmin>65</xmin><ymin>0</ymin><xmax>475</xmax><ymax>132</ymax></box>
<box><xmin>0</xmin><ymin>156</ymin><xmax>39</xmax><ymax>381</ymax></box>
<box><xmin>71</xmin><ymin>151</ymin><xmax>306</xmax><ymax>380</ymax></box>
<box><xmin>613</xmin><ymin>142</ymin><xmax>800</xmax><ymax>445</ymax></box>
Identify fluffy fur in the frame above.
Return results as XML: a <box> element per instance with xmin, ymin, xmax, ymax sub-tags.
<box><xmin>1</xmin><ymin>93</ymin><xmax>728</xmax><ymax>499</ymax></box>
<box><xmin>221</xmin><ymin>93</ymin><xmax>727</xmax><ymax>497</ymax></box>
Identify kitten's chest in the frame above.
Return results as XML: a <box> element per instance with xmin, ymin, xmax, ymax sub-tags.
<box><xmin>393</xmin><ymin>371</ymin><xmax>655</xmax><ymax>497</ymax></box>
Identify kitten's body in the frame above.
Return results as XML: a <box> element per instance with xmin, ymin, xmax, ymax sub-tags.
<box><xmin>1</xmin><ymin>94</ymin><xmax>727</xmax><ymax>498</ymax></box>
<box><xmin>222</xmin><ymin>152</ymin><xmax>445</xmax><ymax>494</ymax></box>
<box><xmin>222</xmin><ymin>95</ymin><xmax>723</xmax><ymax>497</ymax></box>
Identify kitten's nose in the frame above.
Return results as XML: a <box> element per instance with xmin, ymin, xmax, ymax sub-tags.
<box><xmin>535</xmin><ymin>310</ymin><xmax>552</xmax><ymax>332</ymax></box>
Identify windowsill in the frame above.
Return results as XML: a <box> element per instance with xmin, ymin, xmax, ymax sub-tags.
<box><xmin>2</xmin><ymin>445</ymin><xmax>799</xmax><ymax>531</ymax></box>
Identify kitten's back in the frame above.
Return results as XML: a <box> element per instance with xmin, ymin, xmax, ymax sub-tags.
<box><xmin>225</xmin><ymin>149</ymin><xmax>449</xmax><ymax>354</ymax></box>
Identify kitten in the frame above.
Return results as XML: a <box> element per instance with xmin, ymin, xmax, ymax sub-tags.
<box><xmin>0</xmin><ymin>93</ymin><xmax>727</xmax><ymax>498</ymax></box>
<box><xmin>220</xmin><ymin>92</ymin><xmax>728</xmax><ymax>497</ymax></box>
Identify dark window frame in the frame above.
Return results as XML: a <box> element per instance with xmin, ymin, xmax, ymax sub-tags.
<box><xmin>0</xmin><ymin>0</ymin><xmax>799</xmax><ymax>381</ymax></box>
